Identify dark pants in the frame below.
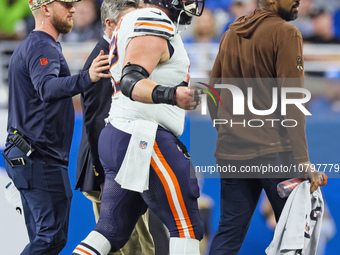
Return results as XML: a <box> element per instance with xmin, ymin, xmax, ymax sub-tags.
<box><xmin>96</xmin><ymin>124</ymin><xmax>204</xmax><ymax>252</ymax></box>
<box><xmin>209</xmin><ymin>152</ymin><xmax>294</xmax><ymax>255</ymax></box>
<box><xmin>5</xmin><ymin>146</ymin><xmax>72</xmax><ymax>255</ymax></box>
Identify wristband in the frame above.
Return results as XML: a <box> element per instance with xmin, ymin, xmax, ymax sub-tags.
<box><xmin>152</xmin><ymin>85</ymin><xmax>177</xmax><ymax>105</ymax></box>
<box><xmin>177</xmin><ymin>81</ymin><xmax>188</xmax><ymax>87</ymax></box>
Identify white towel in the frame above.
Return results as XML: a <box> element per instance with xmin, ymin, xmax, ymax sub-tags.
<box><xmin>266</xmin><ymin>181</ymin><xmax>324</xmax><ymax>255</ymax></box>
<box><xmin>115</xmin><ymin>119</ymin><xmax>158</xmax><ymax>192</ymax></box>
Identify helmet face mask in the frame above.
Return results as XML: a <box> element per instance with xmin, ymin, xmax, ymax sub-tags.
<box><xmin>173</xmin><ymin>0</ymin><xmax>205</xmax><ymax>17</ymax></box>
<box><xmin>144</xmin><ymin>0</ymin><xmax>205</xmax><ymax>25</ymax></box>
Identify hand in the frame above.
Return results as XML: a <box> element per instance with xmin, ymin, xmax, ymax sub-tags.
<box><xmin>89</xmin><ymin>50</ymin><xmax>111</xmax><ymax>83</ymax></box>
<box><xmin>175</xmin><ymin>86</ymin><xmax>191</xmax><ymax>109</ymax></box>
<box><xmin>299</xmin><ymin>161</ymin><xmax>322</xmax><ymax>193</ymax></box>
<box><xmin>190</xmin><ymin>87</ymin><xmax>205</xmax><ymax>110</ymax></box>
<box><xmin>175</xmin><ymin>87</ymin><xmax>204</xmax><ymax>110</ymax></box>
<box><xmin>175</xmin><ymin>72</ymin><xmax>204</xmax><ymax>110</ymax></box>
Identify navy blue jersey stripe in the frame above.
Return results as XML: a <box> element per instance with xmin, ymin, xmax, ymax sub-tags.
<box><xmin>137</xmin><ymin>17</ymin><xmax>172</xmax><ymax>25</ymax></box>
<box><xmin>80</xmin><ymin>242</ymin><xmax>101</xmax><ymax>255</ymax></box>
<box><xmin>134</xmin><ymin>28</ymin><xmax>173</xmax><ymax>38</ymax></box>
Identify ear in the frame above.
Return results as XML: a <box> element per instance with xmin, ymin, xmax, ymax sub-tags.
<box><xmin>105</xmin><ymin>18</ymin><xmax>116</xmax><ymax>39</ymax></box>
<box><xmin>105</xmin><ymin>18</ymin><xmax>116</xmax><ymax>29</ymax></box>
<box><xmin>41</xmin><ymin>4</ymin><xmax>52</xmax><ymax>17</ymax></box>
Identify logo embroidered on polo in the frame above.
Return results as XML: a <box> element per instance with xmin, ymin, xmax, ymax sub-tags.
<box><xmin>40</xmin><ymin>58</ymin><xmax>48</xmax><ymax>66</ymax></box>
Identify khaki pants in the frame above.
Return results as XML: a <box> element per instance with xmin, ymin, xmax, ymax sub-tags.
<box><xmin>83</xmin><ymin>191</ymin><xmax>155</xmax><ymax>255</ymax></box>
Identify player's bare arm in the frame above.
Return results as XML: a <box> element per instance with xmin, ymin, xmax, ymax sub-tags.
<box><xmin>121</xmin><ymin>35</ymin><xmax>198</xmax><ymax>110</ymax></box>
<box><xmin>122</xmin><ymin>35</ymin><xmax>167</xmax><ymax>103</ymax></box>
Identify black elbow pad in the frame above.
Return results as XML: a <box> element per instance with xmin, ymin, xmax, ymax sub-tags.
<box><xmin>120</xmin><ymin>63</ymin><xmax>149</xmax><ymax>100</ymax></box>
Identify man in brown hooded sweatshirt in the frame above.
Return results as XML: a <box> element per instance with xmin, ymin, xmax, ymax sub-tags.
<box><xmin>208</xmin><ymin>0</ymin><xmax>322</xmax><ymax>254</ymax></box>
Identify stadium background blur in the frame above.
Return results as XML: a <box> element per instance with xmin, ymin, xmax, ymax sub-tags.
<box><xmin>0</xmin><ymin>0</ymin><xmax>340</xmax><ymax>254</ymax></box>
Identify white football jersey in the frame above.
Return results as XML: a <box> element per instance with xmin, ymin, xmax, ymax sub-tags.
<box><xmin>107</xmin><ymin>8</ymin><xmax>190</xmax><ymax>137</ymax></box>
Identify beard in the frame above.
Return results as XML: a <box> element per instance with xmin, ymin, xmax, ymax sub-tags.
<box><xmin>278</xmin><ymin>8</ymin><xmax>298</xmax><ymax>21</ymax></box>
<box><xmin>51</xmin><ymin>14</ymin><xmax>73</xmax><ymax>34</ymax></box>
<box><xmin>277</xmin><ymin>2</ymin><xmax>299</xmax><ymax>21</ymax></box>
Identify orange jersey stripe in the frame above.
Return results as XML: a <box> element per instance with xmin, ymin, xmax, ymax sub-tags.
<box><xmin>153</xmin><ymin>142</ymin><xmax>196</xmax><ymax>239</ymax></box>
<box><xmin>112</xmin><ymin>90</ymin><xmax>121</xmax><ymax>98</ymax></box>
<box><xmin>116</xmin><ymin>17</ymin><xmax>123</xmax><ymax>31</ymax></box>
<box><xmin>75</xmin><ymin>247</ymin><xmax>92</xmax><ymax>255</ymax></box>
<box><xmin>151</xmin><ymin>157</ymin><xmax>185</xmax><ymax>238</ymax></box>
<box><xmin>134</xmin><ymin>22</ymin><xmax>174</xmax><ymax>32</ymax></box>
<box><xmin>110</xmin><ymin>54</ymin><xmax>119</xmax><ymax>67</ymax></box>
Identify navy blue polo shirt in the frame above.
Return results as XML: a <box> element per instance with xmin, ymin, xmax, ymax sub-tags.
<box><xmin>6</xmin><ymin>31</ymin><xmax>93</xmax><ymax>165</ymax></box>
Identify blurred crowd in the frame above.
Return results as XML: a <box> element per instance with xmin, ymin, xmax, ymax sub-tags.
<box><xmin>1</xmin><ymin>0</ymin><xmax>340</xmax><ymax>116</ymax></box>
<box><xmin>2</xmin><ymin>0</ymin><xmax>340</xmax><ymax>44</ymax></box>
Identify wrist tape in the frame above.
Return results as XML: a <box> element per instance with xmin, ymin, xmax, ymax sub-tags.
<box><xmin>152</xmin><ymin>85</ymin><xmax>177</xmax><ymax>105</ymax></box>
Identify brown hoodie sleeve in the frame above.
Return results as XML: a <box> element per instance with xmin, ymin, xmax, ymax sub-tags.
<box><xmin>208</xmin><ymin>35</ymin><xmax>224</xmax><ymax>130</ymax></box>
<box><xmin>276</xmin><ymin>24</ymin><xmax>309</xmax><ymax>163</ymax></box>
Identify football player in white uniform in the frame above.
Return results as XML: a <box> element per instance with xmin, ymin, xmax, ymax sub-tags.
<box><xmin>73</xmin><ymin>1</ymin><xmax>205</xmax><ymax>254</ymax></box>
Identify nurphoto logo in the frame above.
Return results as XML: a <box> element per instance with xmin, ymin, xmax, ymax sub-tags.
<box><xmin>197</xmin><ymin>81</ymin><xmax>312</xmax><ymax>128</ymax></box>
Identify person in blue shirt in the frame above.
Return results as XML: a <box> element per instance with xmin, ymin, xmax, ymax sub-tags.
<box><xmin>2</xmin><ymin>0</ymin><xmax>111</xmax><ymax>254</ymax></box>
